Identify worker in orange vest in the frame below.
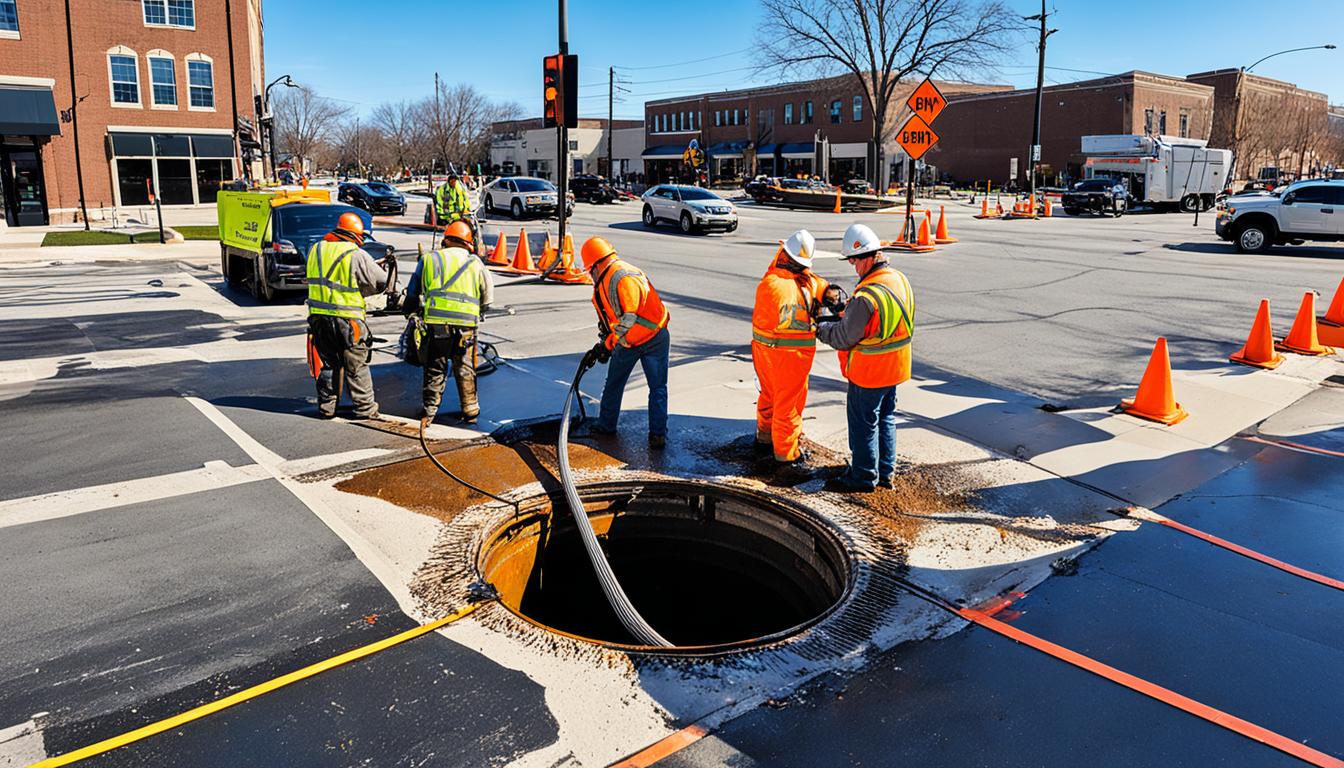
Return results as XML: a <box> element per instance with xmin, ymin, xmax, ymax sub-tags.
<box><xmin>816</xmin><ymin>224</ymin><xmax>915</xmax><ymax>492</ymax></box>
<box><xmin>579</xmin><ymin>237</ymin><xmax>672</xmax><ymax>449</ymax></box>
<box><xmin>751</xmin><ymin>229</ymin><xmax>830</xmax><ymax>466</ymax></box>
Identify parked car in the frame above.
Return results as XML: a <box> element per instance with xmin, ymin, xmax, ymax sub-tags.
<box><xmin>1216</xmin><ymin>179</ymin><xmax>1344</xmax><ymax>253</ymax></box>
<box><xmin>479</xmin><ymin>176</ymin><xmax>574</xmax><ymax>219</ymax></box>
<box><xmin>218</xmin><ymin>194</ymin><xmax>394</xmax><ymax>302</ymax></box>
<box><xmin>1061</xmin><ymin>177</ymin><xmax>1129</xmax><ymax>217</ymax></box>
<box><xmin>641</xmin><ymin>184</ymin><xmax>738</xmax><ymax>234</ymax></box>
<box><xmin>338</xmin><ymin>181</ymin><xmax>406</xmax><ymax>216</ymax></box>
<box><xmin>570</xmin><ymin>174</ymin><xmax>617</xmax><ymax>204</ymax></box>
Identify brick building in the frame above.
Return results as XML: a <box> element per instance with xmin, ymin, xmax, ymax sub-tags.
<box><xmin>641</xmin><ymin>75</ymin><xmax>1007</xmax><ymax>185</ymax></box>
<box><xmin>1186</xmin><ymin>69</ymin><xmax>1331</xmax><ymax>181</ymax></box>
<box><xmin>931</xmin><ymin>71</ymin><xmax>1215</xmax><ymax>186</ymax></box>
<box><xmin>0</xmin><ymin>0</ymin><xmax>264</xmax><ymax>229</ymax></box>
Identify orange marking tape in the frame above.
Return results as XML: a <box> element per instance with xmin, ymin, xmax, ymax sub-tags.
<box><xmin>609</xmin><ymin>724</ymin><xmax>709</xmax><ymax>767</ymax></box>
<box><xmin>1155</xmin><ymin>517</ymin><xmax>1344</xmax><ymax>592</ymax></box>
<box><xmin>957</xmin><ymin>606</ymin><xmax>1344</xmax><ymax>768</ymax></box>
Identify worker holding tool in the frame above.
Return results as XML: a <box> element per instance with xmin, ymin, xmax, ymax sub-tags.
<box><xmin>433</xmin><ymin>173</ymin><xmax>471</xmax><ymax>226</ymax></box>
<box><xmin>578</xmin><ymin>236</ymin><xmax>671</xmax><ymax>449</ymax></box>
<box><xmin>815</xmin><ymin>223</ymin><xmax>915</xmax><ymax>492</ymax></box>
<box><xmin>306</xmin><ymin>212</ymin><xmax>390</xmax><ymax>420</ymax></box>
<box><xmin>403</xmin><ymin>220</ymin><xmax>493</xmax><ymax>425</ymax></box>
<box><xmin>751</xmin><ymin>229</ymin><xmax>831</xmax><ymax>467</ymax></box>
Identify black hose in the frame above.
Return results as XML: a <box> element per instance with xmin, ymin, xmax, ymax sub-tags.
<box><xmin>556</xmin><ymin>358</ymin><xmax>672</xmax><ymax>647</ymax></box>
<box><xmin>418</xmin><ymin>416</ymin><xmax>520</xmax><ymax>516</ymax></box>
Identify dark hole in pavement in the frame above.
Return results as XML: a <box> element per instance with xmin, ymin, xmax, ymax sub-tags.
<box><xmin>479</xmin><ymin>482</ymin><xmax>850</xmax><ymax>650</ymax></box>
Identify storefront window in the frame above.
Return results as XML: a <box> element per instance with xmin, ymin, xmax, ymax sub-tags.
<box><xmin>195</xmin><ymin>158</ymin><xmax>230</xmax><ymax>203</ymax></box>
<box><xmin>117</xmin><ymin>159</ymin><xmax>153</xmax><ymax>205</ymax></box>
<box><xmin>157</xmin><ymin>158</ymin><xmax>193</xmax><ymax>204</ymax></box>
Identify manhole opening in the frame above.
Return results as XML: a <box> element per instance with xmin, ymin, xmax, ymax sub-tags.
<box><xmin>478</xmin><ymin>481</ymin><xmax>852</xmax><ymax>651</ymax></box>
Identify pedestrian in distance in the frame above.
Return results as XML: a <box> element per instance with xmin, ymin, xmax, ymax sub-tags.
<box><xmin>305</xmin><ymin>212</ymin><xmax>391</xmax><ymax>420</ymax></box>
<box><xmin>578</xmin><ymin>236</ymin><xmax>671</xmax><ymax>450</ymax></box>
<box><xmin>403</xmin><ymin>221</ymin><xmax>494</xmax><ymax>426</ymax></box>
<box><xmin>816</xmin><ymin>223</ymin><xmax>916</xmax><ymax>492</ymax></box>
<box><xmin>751</xmin><ymin>229</ymin><xmax>830</xmax><ymax>467</ymax></box>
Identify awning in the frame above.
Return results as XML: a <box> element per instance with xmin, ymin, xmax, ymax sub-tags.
<box><xmin>708</xmin><ymin>141</ymin><xmax>749</xmax><ymax>159</ymax></box>
<box><xmin>780</xmin><ymin>142</ymin><xmax>815</xmax><ymax>159</ymax></box>
<box><xmin>756</xmin><ymin>143</ymin><xmax>778</xmax><ymax>156</ymax></box>
<box><xmin>0</xmin><ymin>86</ymin><xmax>59</xmax><ymax>136</ymax></box>
<box><xmin>642</xmin><ymin>144</ymin><xmax>685</xmax><ymax>159</ymax></box>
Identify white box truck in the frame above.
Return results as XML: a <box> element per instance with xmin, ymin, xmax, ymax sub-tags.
<box><xmin>1081</xmin><ymin>135</ymin><xmax>1231</xmax><ymax>212</ymax></box>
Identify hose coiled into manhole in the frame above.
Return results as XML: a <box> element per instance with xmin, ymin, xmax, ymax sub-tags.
<box><xmin>557</xmin><ymin>358</ymin><xmax>673</xmax><ymax>647</ymax></box>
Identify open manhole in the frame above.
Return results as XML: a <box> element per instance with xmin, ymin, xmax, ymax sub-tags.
<box><xmin>477</xmin><ymin>480</ymin><xmax>852</xmax><ymax>652</ymax></box>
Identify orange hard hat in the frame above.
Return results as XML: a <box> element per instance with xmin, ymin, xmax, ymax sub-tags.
<box><xmin>443</xmin><ymin>220</ymin><xmax>474</xmax><ymax>247</ymax></box>
<box><xmin>336</xmin><ymin>211</ymin><xmax>365</xmax><ymax>237</ymax></box>
<box><xmin>580</xmin><ymin>236</ymin><xmax>616</xmax><ymax>270</ymax></box>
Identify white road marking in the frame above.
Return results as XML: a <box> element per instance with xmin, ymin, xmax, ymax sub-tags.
<box><xmin>0</xmin><ymin>716</ymin><xmax>47</xmax><ymax>766</ymax></box>
<box><xmin>0</xmin><ymin>461</ymin><xmax>270</xmax><ymax>530</ymax></box>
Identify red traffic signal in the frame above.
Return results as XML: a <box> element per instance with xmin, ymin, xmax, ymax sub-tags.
<box><xmin>542</xmin><ymin>53</ymin><xmax>577</xmax><ymax>129</ymax></box>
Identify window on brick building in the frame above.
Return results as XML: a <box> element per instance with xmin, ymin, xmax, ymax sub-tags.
<box><xmin>803</xmin><ymin>101</ymin><xmax>813</xmax><ymax>124</ymax></box>
<box><xmin>143</xmin><ymin>0</ymin><xmax>194</xmax><ymax>28</ymax></box>
<box><xmin>108</xmin><ymin>50</ymin><xmax>140</xmax><ymax>106</ymax></box>
<box><xmin>1158</xmin><ymin>110</ymin><xmax>1167</xmax><ymax>135</ymax></box>
<box><xmin>714</xmin><ymin>110</ymin><xmax>721</xmax><ymax>127</ymax></box>
<box><xmin>186</xmin><ymin>55</ymin><xmax>214</xmax><ymax>109</ymax></box>
<box><xmin>1144</xmin><ymin>108</ymin><xmax>1154</xmax><ymax>135</ymax></box>
<box><xmin>148</xmin><ymin>54</ymin><xmax>177</xmax><ymax>108</ymax></box>
<box><xmin>1179</xmin><ymin>110</ymin><xmax>1190</xmax><ymax>138</ymax></box>
<box><xmin>830</xmin><ymin>100</ymin><xmax>841</xmax><ymax>123</ymax></box>
<box><xmin>853</xmin><ymin>95</ymin><xmax>862</xmax><ymax>121</ymax></box>
<box><xmin>784</xmin><ymin>103</ymin><xmax>793</xmax><ymax>124</ymax></box>
<box><xmin>0</xmin><ymin>0</ymin><xmax>18</xmax><ymax>33</ymax></box>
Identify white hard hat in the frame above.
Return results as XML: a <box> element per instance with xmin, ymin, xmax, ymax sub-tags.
<box><xmin>840</xmin><ymin>223</ymin><xmax>882</xmax><ymax>260</ymax></box>
<box><xmin>781</xmin><ymin>229</ymin><xmax>816</xmax><ymax>268</ymax></box>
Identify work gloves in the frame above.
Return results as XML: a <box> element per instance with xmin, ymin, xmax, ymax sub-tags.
<box><xmin>814</xmin><ymin>285</ymin><xmax>849</xmax><ymax>323</ymax></box>
<box><xmin>580</xmin><ymin>342</ymin><xmax>611</xmax><ymax>372</ymax></box>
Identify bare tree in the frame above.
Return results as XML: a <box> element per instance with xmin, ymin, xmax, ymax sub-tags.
<box><xmin>419</xmin><ymin>81</ymin><xmax>523</xmax><ymax>174</ymax></box>
<box><xmin>272</xmin><ymin>85</ymin><xmax>349</xmax><ymax>174</ymax></box>
<box><xmin>371</xmin><ymin>99</ymin><xmax>425</xmax><ymax>177</ymax></box>
<box><xmin>756</xmin><ymin>0</ymin><xmax>1018</xmax><ymax>187</ymax></box>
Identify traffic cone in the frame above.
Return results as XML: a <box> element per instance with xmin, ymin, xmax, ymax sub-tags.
<box><xmin>934</xmin><ymin>205</ymin><xmax>957</xmax><ymax>244</ymax></box>
<box><xmin>1229</xmin><ymin>300</ymin><xmax>1285</xmax><ymax>369</ymax></box>
<box><xmin>995</xmin><ymin>197</ymin><xmax>1003</xmax><ymax>217</ymax></box>
<box><xmin>1119</xmin><ymin>337</ymin><xmax>1189</xmax><ymax>425</ymax></box>
<box><xmin>494</xmin><ymin>228</ymin><xmax>540</xmax><ymax>274</ymax></box>
<box><xmin>1043</xmin><ymin>196</ymin><xmax>1053</xmax><ymax>217</ymax></box>
<box><xmin>537</xmin><ymin>232</ymin><xmax>560</xmax><ymax>274</ymax></box>
<box><xmin>561</xmin><ymin>232</ymin><xmax>575</xmax><ymax>263</ymax></box>
<box><xmin>975</xmin><ymin>199</ymin><xmax>991</xmax><ymax>219</ymax></box>
<box><xmin>916</xmin><ymin>213</ymin><xmax>935</xmax><ymax>247</ymax></box>
<box><xmin>487</xmin><ymin>231</ymin><xmax>510</xmax><ymax>266</ymax></box>
<box><xmin>1320</xmin><ymin>277</ymin><xmax>1344</xmax><ymax>327</ymax></box>
<box><xmin>1276</xmin><ymin>291</ymin><xmax>1335</xmax><ymax>356</ymax></box>
<box><xmin>833</xmin><ymin>188</ymin><xmax>842</xmax><ymax>214</ymax></box>
<box><xmin>1029</xmin><ymin>194</ymin><xmax>1036</xmax><ymax>216</ymax></box>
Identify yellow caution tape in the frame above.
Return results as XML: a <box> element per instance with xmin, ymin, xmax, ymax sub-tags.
<box><xmin>31</xmin><ymin>602</ymin><xmax>484</xmax><ymax>767</ymax></box>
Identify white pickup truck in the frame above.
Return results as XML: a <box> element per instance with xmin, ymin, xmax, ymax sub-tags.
<box><xmin>1215</xmin><ymin>179</ymin><xmax>1344</xmax><ymax>253</ymax></box>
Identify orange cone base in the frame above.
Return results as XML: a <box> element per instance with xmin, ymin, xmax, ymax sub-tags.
<box><xmin>1228</xmin><ymin>347</ymin><xmax>1285</xmax><ymax>370</ymax></box>
<box><xmin>551</xmin><ymin>270</ymin><xmax>594</xmax><ymax>285</ymax></box>
<box><xmin>934</xmin><ymin>236</ymin><xmax>958</xmax><ymax>244</ymax></box>
<box><xmin>884</xmin><ymin>241</ymin><xmax>937</xmax><ymax>252</ymax></box>
<box><xmin>1119</xmin><ymin>397</ymin><xmax>1189</xmax><ymax>425</ymax></box>
<box><xmin>1275</xmin><ymin>338</ymin><xmax>1335</xmax><ymax>356</ymax></box>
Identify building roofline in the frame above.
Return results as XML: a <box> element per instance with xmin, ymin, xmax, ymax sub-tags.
<box><xmin>946</xmin><ymin>70</ymin><xmax>1213</xmax><ymax>104</ymax></box>
<box><xmin>644</xmin><ymin>74</ymin><xmax>1000</xmax><ymax>108</ymax></box>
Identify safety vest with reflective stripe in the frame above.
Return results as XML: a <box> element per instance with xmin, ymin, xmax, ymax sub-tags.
<box><xmin>751</xmin><ymin>258</ymin><xmax>828</xmax><ymax>349</ymax></box>
<box><xmin>306</xmin><ymin>240</ymin><xmax>366</xmax><ymax>319</ymax></box>
<box><xmin>592</xmin><ymin>257</ymin><xmax>669</xmax><ymax>349</ymax></box>
<box><xmin>434</xmin><ymin>183</ymin><xmax>470</xmax><ymax>221</ymax></box>
<box><xmin>421</xmin><ymin>246</ymin><xmax>483</xmax><ymax>327</ymax></box>
<box><xmin>838</xmin><ymin>266</ymin><xmax>914</xmax><ymax>388</ymax></box>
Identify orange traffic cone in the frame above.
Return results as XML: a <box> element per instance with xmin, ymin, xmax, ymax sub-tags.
<box><xmin>1320</xmin><ymin>277</ymin><xmax>1344</xmax><ymax>327</ymax></box>
<box><xmin>1120</xmin><ymin>337</ymin><xmax>1189</xmax><ymax>425</ymax></box>
<box><xmin>537</xmin><ymin>232</ymin><xmax>560</xmax><ymax>274</ymax></box>
<box><xmin>1229</xmin><ymin>300</ymin><xmax>1285</xmax><ymax>369</ymax></box>
<box><xmin>561</xmin><ymin>233</ymin><xmax>575</xmax><ymax>262</ymax></box>
<box><xmin>975</xmin><ymin>199</ymin><xmax>991</xmax><ymax>219</ymax></box>
<box><xmin>934</xmin><ymin>205</ymin><xmax>957</xmax><ymax>244</ymax></box>
<box><xmin>1043</xmin><ymin>196</ymin><xmax>1053</xmax><ymax>217</ymax></box>
<box><xmin>833</xmin><ymin>188</ymin><xmax>842</xmax><ymax>214</ymax></box>
<box><xmin>1029</xmin><ymin>194</ymin><xmax>1036</xmax><ymax>216</ymax></box>
<box><xmin>916</xmin><ymin>213</ymin><xmax>935</xmax><ymax>247</ymax></box>
<box><xmin>494</xmin><ymin>228</ymin><xmax>540</xmax><ymax>274</ymax></box>
<box><xmin>487</xmin><ymin>231</ymin><xmax>510</xmax><ymax>266</ymax></box>
<box><xmin>995</xmin><ymin>197</ymin><xmax>1003</xmax><ymax>217</ymax></box>
<box><xmin>1276</xmin><ymin>291</ymin><xmax>1335</xmax><ymax>356</ymax></box>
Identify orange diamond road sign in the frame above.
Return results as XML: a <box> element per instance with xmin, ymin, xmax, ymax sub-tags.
<box><xmin>906</xmin><ymin>79</ymin><xmax>947</xmax><ymax>124</ymax></box>
<box><xmin>897</xmin><ymin>113</ymin><xmax>939</xmax><ymax>161</ymax></box>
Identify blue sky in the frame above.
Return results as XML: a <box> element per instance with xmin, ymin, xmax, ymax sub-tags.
<box><xmin>264</xmin><ymin>0</ymin><xmax>1343</xmax><ymax>120</ymax></box>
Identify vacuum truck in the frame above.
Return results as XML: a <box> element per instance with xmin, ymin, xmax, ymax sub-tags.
<box><xmin>1080</xmin><ymin>134</ymin><xmax>1231</xmax><ymax>212</ymax></box>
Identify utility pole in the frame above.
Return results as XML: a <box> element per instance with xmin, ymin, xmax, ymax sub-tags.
<box><xmin>63</xmin><ymin>0</ymin><xmax>89</xmax><ymax>229</ymax></box>
<box><xmin>1025</xmin><ymin>1</ymin><xmax>1056</xmax><ymax>206</ymax></box>
<box><xmin>430</xmin><ymin>72</ymin><xmax>439</xmax><ymax>196</ymax></box>
<box><xmin>557</xmin><ymin>0</ymin><xmax>570</xmax><ymax>247</ymax></box>
<box><xmin>607</xmin><ymin>65</ymin><xmax>614</xmax><ymax>179</ymax></box>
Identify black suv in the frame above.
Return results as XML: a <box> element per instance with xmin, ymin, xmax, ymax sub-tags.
<box><xmin>570</xmin><ymin>174</ymin><xmax>616</xmax><ymax>204</ymax></box>
<box><xmin>338</xmin><ymin>181</ymin><xmax>406</xmax><ymax>216</ymax></box>
<box><xmin>1061</xmin><ymin>177</ymin><xmax>1129</xmax><ymax>217</ymax></box>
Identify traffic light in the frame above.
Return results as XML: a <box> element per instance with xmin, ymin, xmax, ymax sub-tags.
<box><xmin>542</xmin><ymin>53</ymin><xmax>578</xmax><ymax>129</ymax></box>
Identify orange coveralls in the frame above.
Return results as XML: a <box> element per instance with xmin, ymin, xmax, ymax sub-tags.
<box><xmin>751</xmin><ymin>252</ymin><xmax>829</xmax><ymax>462</ymax></box>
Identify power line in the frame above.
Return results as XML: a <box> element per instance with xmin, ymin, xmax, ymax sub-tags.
<box><xmin>620</xmin><ymin>65</ymin><xmax>758</xmax><ymax>85</ymax></box>
<box><xmin>612</xmin><ymin>42</ymin><xmax>769</xmax><ymax>71</ymax></box>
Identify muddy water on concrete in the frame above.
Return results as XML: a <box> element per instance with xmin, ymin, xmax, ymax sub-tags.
<box><xmin>335</xmin><ymin>436</ymin><xmax>622</xmax><ymax>523</ymax></box>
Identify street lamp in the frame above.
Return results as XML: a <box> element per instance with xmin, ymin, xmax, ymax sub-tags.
<box><xmin>264</xmin><ymin>74</ymin><xmax>297</xmax><ymax>182</ymax></box>
<box><xmin>1246</xmin><ymin>44</ymin><xmax>1335</xmax><ymax>73</ymax></box>
<box><xmin>1230</xmin><ymin>45</ymin><xmax>1335</xmax><ymax>183</ymax></box>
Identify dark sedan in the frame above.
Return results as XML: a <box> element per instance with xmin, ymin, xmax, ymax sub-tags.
<box><xmin>338</xmin><ymin>181</ymin><xmax>407</xmax><ymax>216</ymax></box>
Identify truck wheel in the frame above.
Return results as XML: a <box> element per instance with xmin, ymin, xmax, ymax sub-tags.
<box><xmin>248</xmin><ymin>257</ymin><xmax>274</xmax><ymax>302</ymax></box>
<box><xmin>1235</xmin><ymin>222</ymin><xmax>1272</xmax><ymax>254</ymax></box>
<box><xmin>1180</xmin><ymin>195</ymin><xmax>1200</xmax><ymax>213</ymax></box>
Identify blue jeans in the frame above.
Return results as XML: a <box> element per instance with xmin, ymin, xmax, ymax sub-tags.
<box><xmin>844</xmin><ymin>382</ymin><xmax>898</xmax><ymax>488</ymax></box>
<box><xmin>597</xmin><ymin>327</ymin><xmax>669</xmax><ymax>437</ymax></box>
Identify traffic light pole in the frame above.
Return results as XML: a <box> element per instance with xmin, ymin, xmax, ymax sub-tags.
<box><xmin>557</xmin><ymin>0</ymin><xmax>569</xmax><ymax>248</ymax></box>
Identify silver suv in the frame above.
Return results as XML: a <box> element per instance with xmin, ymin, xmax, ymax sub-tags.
<box><xmin>641</xmin><ymin>184</ymin><xmax>738</xmax><ymax>234</ymax></box>
<box><xmin>1216</xmin><ymin>179</ymin><xmax>1344</xmax><ymax>253</ymax></box>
